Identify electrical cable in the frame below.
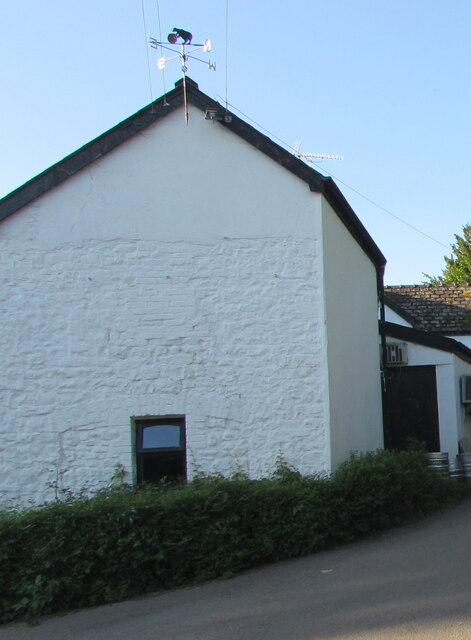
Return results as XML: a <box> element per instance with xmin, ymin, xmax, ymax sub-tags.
<box><xmin>216</xmin><ymin>97</ymin><xmax>449</xmax><ymax>250</ymax></box>
<box><xmin>155</xmin><ymin>0</ymin><xmax>169</xmax><ymax>100</ymax></box>
<box><xmin>327</xmin><ymin>176</ymin><xmax>449</xmax><ymax>249</ymax></box>
<box><xmin>225</xmin><ymin>0</ymin><xmax>229</xmax><ymax>112</ymax></box>
<box><xmin>141</xmin><ymin>0</ymin><xmax>154</xmax><ymax>108</ymax></box>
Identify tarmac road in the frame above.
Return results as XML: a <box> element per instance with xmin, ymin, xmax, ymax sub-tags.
<box><xmin>4</xmin><ymin>499</ymin><xmax>471</xmax><ymax>640</ymax></box>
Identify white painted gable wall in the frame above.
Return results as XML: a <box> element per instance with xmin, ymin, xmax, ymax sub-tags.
<box><xmin>0</xmin><ymin>105</ymin><xmax>382</xmax><ymax>506</ymax></box>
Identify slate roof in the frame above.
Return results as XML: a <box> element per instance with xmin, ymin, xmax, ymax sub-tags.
<box><xmin>0</xmin><ymin>78</ymin><xmax>386</xmax><ymax>274</ymax></box>
<box><xmin>384</xmin><ymin>284</ymin><xmax>471</xmax><ymax>334</ymax></box>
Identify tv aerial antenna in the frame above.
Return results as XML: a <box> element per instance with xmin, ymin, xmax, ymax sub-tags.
<box><xmin>149</xmin><ymin>28</ymin><xmax>216</xmax><ymax>124</ymax></box>
<box><xmin>293</xmin><ymin>142</ymin><xmax>343</xmax><ymax>166</ymax></box>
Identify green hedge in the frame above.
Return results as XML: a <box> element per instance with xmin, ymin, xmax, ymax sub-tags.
<box><xmin>0</xmin><ymin>450</ymin><xmax>468</xmax><ymax>623</ymax></box>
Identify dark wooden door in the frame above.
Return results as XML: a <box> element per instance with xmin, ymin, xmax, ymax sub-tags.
<box><xmin>383</xmin><ymin>365</ymin><xmax>440</xmax><ymax>451</ymax></box>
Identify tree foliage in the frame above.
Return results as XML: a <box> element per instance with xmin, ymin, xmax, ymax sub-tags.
<box><xmin>427</xmin><ymin>224</ymin><xmax>471</xmax><ymax>284</ymax></box>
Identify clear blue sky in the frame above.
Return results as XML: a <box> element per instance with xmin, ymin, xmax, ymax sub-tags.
<box><xmin>1</xmin><ymin>0</ymin><xmax>470</xmax><ymax>285</ymax></box>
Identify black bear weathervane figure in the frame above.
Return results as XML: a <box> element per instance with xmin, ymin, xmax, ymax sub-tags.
<box><xmin>171</xmin><ymin>28</ymin><xmax>193</xmax><ymax>45</ymax></box>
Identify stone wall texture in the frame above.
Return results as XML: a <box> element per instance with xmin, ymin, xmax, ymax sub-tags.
<box><xmin>0</xmin><ymin>234</ymin><xmax>328</xmax><ymax>506</ymax></box>
<box><xmin>0</xmin><ymin>104</ymin><xmax>386</xmax><ymax>507</ymax></box>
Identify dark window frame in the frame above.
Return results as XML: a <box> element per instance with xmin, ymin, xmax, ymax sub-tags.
<box><xmin>133</xmin><ymin>416</ymin><xmax>186</xmax><ymax>484</ymax></box>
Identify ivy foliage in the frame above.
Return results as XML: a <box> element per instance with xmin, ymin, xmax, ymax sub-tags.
<box><xmin>426</xmin><ymin>223</ymin><xmax>471</xmax><ymax>284</ymax></box>
<box><xmin>0</xmin><ymin>450</ymin><xmax>468</xmax><ymax>624</ymax></box>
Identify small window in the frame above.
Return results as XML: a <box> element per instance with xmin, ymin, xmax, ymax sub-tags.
<box><xmin>135</xmin><ymin>417</ymin><xmax>186</xmax><ymax>484</ymax></box>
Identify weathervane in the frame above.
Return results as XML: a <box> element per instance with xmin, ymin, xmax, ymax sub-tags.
<box><xmin>149</xmin><ymin>28</ymin><xmax>215</xmax><ymax>124</ymax></box>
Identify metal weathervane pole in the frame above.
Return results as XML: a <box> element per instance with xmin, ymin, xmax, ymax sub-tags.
<box><xmin>149</xmin><ymin>28</ymin><xmax>215</xmax><ymax>124</ymax></box>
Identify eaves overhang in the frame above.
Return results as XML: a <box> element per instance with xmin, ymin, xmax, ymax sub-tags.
<box><xmin>383</xmin><ymin>320</ymin><xmax>471</xmax><ymax>365</ymax></box>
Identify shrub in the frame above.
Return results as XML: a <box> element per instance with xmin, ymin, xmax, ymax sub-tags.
<box><xmin>0</xmin><ymin>450</ymin><xmax>467</xmax><ymax>623</ymax></box>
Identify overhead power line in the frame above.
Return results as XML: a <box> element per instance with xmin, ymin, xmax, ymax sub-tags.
<box><xmin>217</xmin><ymin>97</ymin><xmax>450</xmax><ymax>251</ymax></box>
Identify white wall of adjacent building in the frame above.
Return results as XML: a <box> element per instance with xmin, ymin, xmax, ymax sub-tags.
<box><xmin>384</xmin><ymin>336</ymin><xmax>471</xmax><ymax>459</ymax></box>
<box><xmin>384</xmin><ymin>307</ymin><xmax>412</xmax><ymax>327</ymax></box>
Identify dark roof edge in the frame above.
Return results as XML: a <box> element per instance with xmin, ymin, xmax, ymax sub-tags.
<box><xmin>189</xmin><ymin>85</ymin><xmax>386</xmax><ymax>270</ymax></box>
<box><xmin>444</xmin><ymin>330</ymin><xmax>471</xmax><ymax>336</ymax></box>
<box><xmin>0</xmin><ymin>77</ymin><xmax>386</xmax><ymax>271</ymax></box>
<box><xmin>0</xmin><ymin>82</ymin><xmax>185</xmax><ymax>222</ymax></box>
<box><xmin>174</xmin><ymin>83</ymin><xmax>385</xmax><ymax>271</ymax></box>
<box><xmin>321</xmin><ymin>177</ymin><xmax>386</xmax><ymax>271</ymax></box>
<box><xmin>383</xmin><ymin>321</ymin><xmax>471</xmax><ymax>364</ymax></box>
<box><xmin>187</xmin><ymin>86</ymin><xmax>326</xmax><ymax>189</ymax></box>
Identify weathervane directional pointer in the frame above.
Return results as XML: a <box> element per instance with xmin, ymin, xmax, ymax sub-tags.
<box><xmin>149</xmin><ymin>27</ymin><xmax>215</xmax><ymax>124</ymax></box>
